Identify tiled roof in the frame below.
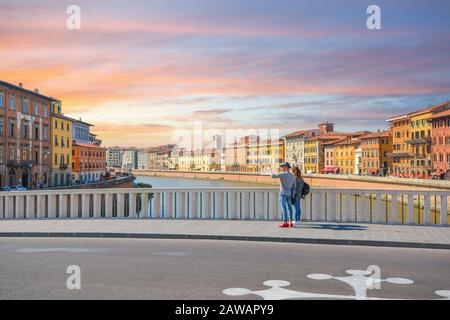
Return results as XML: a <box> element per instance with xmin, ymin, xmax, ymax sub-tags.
<box><xmin>0</xmin><ymin>79</ymin><xmax>60</xmax><ymax>102</ymax></box>
<box><xmin>429</xmin><ymin>108</ymin><xmax>450</xmax><ymax>120</ymax></box>
<box><xmin>333</xmin><ymin>139</ymin><xmax>361</xmax><ymax>146</ymax></box>
<box><xmin>73</xmin><ymin>141</ymin><xmax>105</xmax><ymax>149</ymax></box>
<box><xmin>359</xmin><ymin>131</ymin><xmax>391</xmax><ymax>139</ymax></box>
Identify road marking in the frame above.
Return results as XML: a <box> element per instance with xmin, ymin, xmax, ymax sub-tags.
<box><xmin>16</xmin><ymin>248</ymin><xmax>107</xmax><ymax>253</ymax></box>
<box><xmin>223</xmin><ymin>266</ymin><xmax>447</xmax><ymax>300</ymax></box>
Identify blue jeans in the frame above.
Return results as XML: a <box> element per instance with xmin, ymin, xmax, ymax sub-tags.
<box><xmin>280</xmin><ymin>195</ymin><xmax>293</xmax><ymax>223</ymax></box>
<box><xmin>294</xmin><ymin>196</ymin><xmax>302</xmax><ymax>222</ymax></box>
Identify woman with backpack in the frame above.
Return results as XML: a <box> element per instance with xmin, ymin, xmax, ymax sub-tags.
<box><xmin>292</xmin><ymin>166</ymin><xmax>305</xmax><ymax>225</ymax></box>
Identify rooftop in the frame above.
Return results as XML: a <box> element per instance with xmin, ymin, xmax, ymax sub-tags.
<box><xmin>359</xmin><ymin>131</ymin><xmax>391</xmax><ymax>139</ymax></box>
<box><xmin>0</xmin><ymin>79</ymin><xmax>60</xmax><ymax>102</ymax></box>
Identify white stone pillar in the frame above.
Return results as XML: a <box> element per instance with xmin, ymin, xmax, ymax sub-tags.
<box><xmin>407</xmin><ymin>193</ymin><xmax>415</xmax><ymax>224</ymax></box>
<box><xmin>129</xmin><ymin>192</ymin><xmax>137</xmax><ymax>218</ymax></box>
<box><xmin>69</xmin><ymin>194</ymin><xmax>79</xmax><ymax>218</ymax></box>
<box><xmin>424</xmin><ymin>194</ymin><xmax>431</xmax><ymax>225</ymax></box>
<box><xmin>81</xmin><ymin>193</ymin><xmax>90</xmax><ymax>218</ymax></box>
<box><xmin>391</xmin><ymin>192</ymin><xmax>398</xmax><ymax>224</ymax></box>
<box><xmin>92</xmin><ymin>193</ymin><xmax>101</xmax><ymax>218</ymax></box>
<box><xmin>153</xmin><ymin>192</ymin><xmax>161</xmax><ymax>218</ymax></box>
<box><xmin>104</xmin><ymin>193</ymin><xmax>112</xmax><ymax>218</ymax></box>
<box><xmin>440</xmin><ymin>194</ymin><xmax>448</xmax><ymax>225</ymax></box>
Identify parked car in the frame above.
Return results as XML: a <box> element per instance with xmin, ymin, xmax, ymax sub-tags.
<box><xmin>11</xmin><ymin>185</ymin><xmax>27</xmax><ymax>191</ymax></box>
<box><xmin>0</xmin><ymin>186</ymin><xmax>12</xmax><ymax>192</ymax></box>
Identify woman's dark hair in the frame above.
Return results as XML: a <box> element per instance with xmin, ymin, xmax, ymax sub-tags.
<box><xmin>292</xmin><ymin>166</ymin><xmax>302</xmax><ymax>178</ymax></box>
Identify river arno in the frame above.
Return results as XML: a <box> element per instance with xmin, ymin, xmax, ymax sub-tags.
<box><xmin>134</xmin><ymin>175</ymin><xmax>270</xmax><ymax>188</ymax></box>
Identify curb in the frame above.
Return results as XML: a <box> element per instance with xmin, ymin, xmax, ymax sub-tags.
<box><xmin>0</xmin><ymin>232</ymin><xmax>449</xmax><ymax>250</ymax></box>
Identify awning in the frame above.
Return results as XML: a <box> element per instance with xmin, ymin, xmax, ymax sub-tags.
<box><xmin>386</xmin><ymin>152</ymin><xmax>411</xmax><ymax>158</ymax></box>
<box><xmin>322</xmin><ymin>167</ymin><xmax>334</xmax><ymax>173</ymax></box>
<box><xmin>368</xmin><ymin>168</ymin><xmax>378</xmax><ymax>174</ymax></box>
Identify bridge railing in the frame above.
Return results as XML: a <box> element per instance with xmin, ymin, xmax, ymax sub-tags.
<box><xmin>0</xmin><ymin>188</ymin><xmax>448</xmax><ymax>226</ymax></box>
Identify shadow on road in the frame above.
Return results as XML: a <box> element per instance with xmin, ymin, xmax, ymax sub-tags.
<box><xmin>297</xmin><ymin>223</ymin><xmax>368</xmax><ymax>231</ymax></box>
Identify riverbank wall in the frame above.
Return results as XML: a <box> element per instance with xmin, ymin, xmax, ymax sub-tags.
<box><xmin>133</xmin><ymin>170</ymin><xmax>450</xmax><ymax>191</ymax></box>
<box><xmin>51</xmin><ymin>175</ymin><xmax>135</xmax><ymax>190</ymax></box>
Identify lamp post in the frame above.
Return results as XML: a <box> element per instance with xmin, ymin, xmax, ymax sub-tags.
<box><xmin>79</xmin><ymin>160</ymin><xmax>83</xmax><ymax>184</ymax></box>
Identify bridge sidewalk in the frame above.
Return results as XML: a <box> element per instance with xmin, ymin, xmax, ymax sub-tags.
<box><xmin>0</xmin><ymin>220</ymin><xmax>449</xmax><ymax>249</ymax></box>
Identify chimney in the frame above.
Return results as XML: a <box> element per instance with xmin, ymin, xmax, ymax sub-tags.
<box><xmin>318</xmin><ymin>122</ymin><xmax>334</xmax><ymax>134</ymax></box>
<box><xmin>18</xmin><ymin>83</ymin><xmax>23</xmax><ymax>87</ymax></box>
<box><xmin>34</xmin><ymin>88</ymin><xmax>39</xmax><ymax>94</ymax></box>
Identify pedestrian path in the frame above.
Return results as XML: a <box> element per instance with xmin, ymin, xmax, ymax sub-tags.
<box><xmin>0</xmin><ymin>219</ymin><xmax>449</xmax><ymax>249</ymax></box>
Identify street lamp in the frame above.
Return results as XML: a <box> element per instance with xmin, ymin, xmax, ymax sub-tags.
<box><xmin>80</xmin><ymin>160</ymin><xmax>83</xmax><ymax>184</ymax></box>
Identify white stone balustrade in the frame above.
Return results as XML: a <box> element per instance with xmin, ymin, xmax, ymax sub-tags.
<box><xmin>0</xmin><ymin>188</ymin><xmax>448</xmax><ymax>226</ymax></box>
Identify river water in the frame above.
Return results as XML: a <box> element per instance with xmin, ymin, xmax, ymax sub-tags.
<box><xmin>135</xmin><ymin>176</ymin><xmax>270</xmax><ymax>188</ymax></box>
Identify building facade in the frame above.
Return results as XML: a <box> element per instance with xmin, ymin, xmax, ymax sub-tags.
<box><xmin>246</xmin><ymin>139</ymin><xmax>284</xmax><ymax>174</ymax></box>
<box><xmin>122</xmin><ymin>149</ymin><xmax>138</xmax><ymax>170</ymax></box>
<box><xmin>284</xmin><ymin>129</ymin><xmax>319</xmax><ymax>172</ymax></box>
<box><xmin>224</xmin><ymin>136</ymin><xmax>258</xmax><ymax>172</ymax></box>
<box><xmin>386</xmin><ymin>114</ymin><xmax>411</xmax><ymax>176</ymax></box>
<box><xmin>137</xmin><ymin>149</ymin><xmax>150</xmax><ymax>169</ymax></box>
<box><xmin>106</xmin><ymin>147</ymin><xmax>123</xmax><ymax>168</ymax></box>
<box><xmin>333</xmin><ymin>139</ymin><xmax>361</xmax><ymax>175</ymax></box>
<box><xmin>178</xmin><ymin>149</ymin><xmax>221</xmax><ymax>171</ymax></box>
<box><xmin>322</xmin><ymin>139</ymin><xmax>343</xmax><ymax>174</ymax></box>
<box><xmin>304</xmin><ymin>132</ymin><xmax>348</xmax><ymax>173</ymax></box>
<box><xmin>72</xmin><ymin>142</ymin><xmax>106</xmax><ymax>183</ymax></box>
<box><xmin>360</xmin><ymin>131</ymin><xmax>392</xmax><ymax>176</ymax></box>
<box><xmin>430</xmin><ymin>107</ymin><xmax>450</xmax><ymax>177</ymax></box>
<box><xmin>0</xmin><ymin>80</ymin><xmax>53</xmax><ymax>189</ymax></box>
<box><xmin>50</xmin><ymin>109</ymin><xmax>73</xmax><ymax>186</ymax></box>
<box><xmin>148</xmin><ymin>144</ymin><xmax>175</xmax><ymax>170</ymax></box>
<box><xmin>387</xmin><ymin>102</ymin><xmax>450</xmax><ymax>178</ymax></box>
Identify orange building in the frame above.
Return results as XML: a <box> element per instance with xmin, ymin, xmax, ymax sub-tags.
<box><xmin>72</xmin><ymin>142</ymin><xmax>106</xmax><ymax>183</ymax></box>
<box><xmin>430</xmin><ymin>105</ymin><xmax>450</xmax><ymax>178</ymax></box>
<box><xmin>360</xmin><ymin>131</ymin><xmax>392</xmax><ymax>176</ymax></box>
<box><xmin>387</xmin><ymin>101</ymin><xmax>450</xmax><ymax>178</ymax></box>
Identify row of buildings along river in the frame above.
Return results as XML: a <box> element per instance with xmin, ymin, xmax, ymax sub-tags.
<box><xmin>0</xmin><ymin>80</ymin><xmax>106</xmax><ymax>189</ymax></box>
<box><xmin>109</xmin><ymin>101</ymin><xmax>450</xmax><ymax>180</ymax></box>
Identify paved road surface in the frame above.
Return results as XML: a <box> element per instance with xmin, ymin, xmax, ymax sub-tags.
<box><xmin>0</xmin><ymin>238</ymin><xmax>449</xmax><ymax>300</ymax></box>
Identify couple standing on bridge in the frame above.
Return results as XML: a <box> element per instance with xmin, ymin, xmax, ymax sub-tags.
<box><xmin>272</xmin><ymin>162</ymin><xmax>309</xmax><ymax>228</ymax></box>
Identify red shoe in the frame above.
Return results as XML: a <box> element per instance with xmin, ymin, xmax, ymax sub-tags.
<box><xmin>279</xmin><ymin>222</ymin><xmax>289</xmax><ymax>228</ymax></box>
<box><xmin>288</xmin><ymin>221</ymin><xmax>294</xmax><ymax>228</ymax></box>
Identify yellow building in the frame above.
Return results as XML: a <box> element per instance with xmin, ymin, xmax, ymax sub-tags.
<box><xmin>247</xmin><ymin>139</ymin><xmax>284</xmax><ymax>174</ymax></box>
<box><xmin>50</xmin><ymin>106</ymin><xmax>73</xmax><ymax>186</ymax></box>
<box><xmin>178</xmin><ymin>149</ymin><xmax>221</xmax><ymax>171</ymax></box>
<box><xmin>387</xmin><ymin>102</ymin><xmax>450</xmax><ymax>177</ymax></box>
<box><xmin>334</xmin><ymin>139</ymin><xmax>361</xmax><ymax>175</ymax></box>
<box><xmin>304</xmin><ymin>133</ymin><xmax>349</xmax><ymax>173</ymax></box>
<box><xmin>408</xmin><ymin>109</ymin><xmax>433</xmax><ymax>177</ymax></box>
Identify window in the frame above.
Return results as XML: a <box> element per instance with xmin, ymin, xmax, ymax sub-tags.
<box><xmin>34</xmin><ymin>125</ymin><xmax>39</xmax><ymax>140</ymax></box>
<box><xmin>10</xmin><ymin>95</ymin><xmax>15</xmax><ymax>110</ymax></box>
<box><xmin>23</xmin><ymin>124</ymin><xmax>28</xmax><ymax>138</ymax></box>
<box><xmin>34</xmin><ymin>103</ymin><xmax>39</xmax><ymax>115</ymax></box>
<box><xmin>55</xmin><ymin>121</ymin><xmax>58</xmax><ymax>129</ymax></box>
<box><xmin>54</xmin><ymin>153</ymin><xmax>58</xmax><ymax>165</ymax></box>
<box><xmin>9</xmin><ymin>121</ymin><xmax>15</xmax><ymax>137</ymax></box>
<box><xmin>21</xmin><ymin>98</ymin><xmax>28</xmax><ymax>113</ymax></box>
<box><xmin>43</xmin><ymin>127</ymin><xmax>48</xmax><ymax>140</ymax></box>
<box><xmin>43</xmin><ymin>105</ymin><xmax>48</xmax><ymax>118</ymax></box>
<box><xmin>0</xmin><ymin>92</ymin><xmax>3</xmax><ymax>108</ymax></box>
<box><xmin>0</xmin><ymin>118</ymin><xmax>3</xmax><ymax>135</ymax></box>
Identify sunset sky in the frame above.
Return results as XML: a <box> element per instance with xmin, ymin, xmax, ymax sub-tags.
<box><xmin>1</xmin><ymin>0</ymin><xmax>449</xmax><ymax>147</ymax></box>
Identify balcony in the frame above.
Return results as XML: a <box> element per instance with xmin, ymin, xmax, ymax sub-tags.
<box><xmin>7</xmin><ymin>160</ymin><xmax>35</xmax><ymax>168</ymax></box>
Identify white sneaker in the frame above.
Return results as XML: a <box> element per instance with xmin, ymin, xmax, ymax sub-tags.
<box><xmin>293</xmin><ymin>220</ymin><xmax>301</xmax><ymax>225</ymax></box>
